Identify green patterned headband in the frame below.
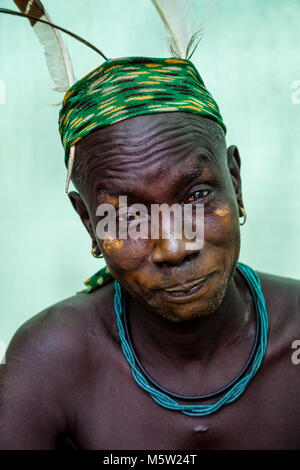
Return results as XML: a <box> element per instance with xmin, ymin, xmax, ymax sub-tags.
<box><xmin>58</xmin><ymin>56</ymin><xmax>226</xmax><ymax>169</ymax></box>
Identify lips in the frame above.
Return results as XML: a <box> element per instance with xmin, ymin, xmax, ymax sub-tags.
<box><xmin>162</xmin><ymin>275</ymin><xmax>209</xmax><ymax>293</ymax></box>
<box><xmin>158</xmin><ymin>273</ymin><xmax>213</xmax><ymax>303</ymax></box>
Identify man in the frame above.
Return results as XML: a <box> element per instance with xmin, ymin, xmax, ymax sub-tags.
<box><xmin>0</xmin><ymin>18</ymin><xmax>299</xmax><ymax>449</ymax></box>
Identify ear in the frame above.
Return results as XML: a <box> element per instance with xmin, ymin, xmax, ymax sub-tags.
<box><xmin>226</xmin><ymin>145</ymin><xmax>244</xmax><ymax>214</ymax></box>
<box><xmin>68</xmin><ymin>191</ymin><xmax>95</xmax><ymax>241</ymax></box>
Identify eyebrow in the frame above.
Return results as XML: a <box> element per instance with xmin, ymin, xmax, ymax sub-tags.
<box><xmin>176</xmin><ymin>163</ymin><xmax>209</xmax><ymax>186</ymax></box>
<box><xmin>162</xmin><ymin>153</ymin><xmax>215</xmax><ymax>186</ymax></box>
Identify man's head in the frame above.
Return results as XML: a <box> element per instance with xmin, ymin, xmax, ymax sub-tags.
<box><xmin>69</xmin><ymin>111</ymin><xmax>244</xmax><ymax>323</ymax></box>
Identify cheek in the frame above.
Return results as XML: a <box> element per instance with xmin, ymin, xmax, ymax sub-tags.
<box><xmin>101</xmin><ymin>236</ymin><xmax>150</xmax><ymax>273</ymax></box>
<box><xmin>204</xmin><ymin>199</ymin><xmax>239</xmax><ymax>246</ymax></box>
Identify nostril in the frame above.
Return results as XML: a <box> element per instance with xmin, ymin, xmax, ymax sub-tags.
<box><xmin>185</xmin><ymin>251</ymin><xmax>199</xmax><ymax>263</ymax></box>
<box><xmin>151</xmin><ymin>245</ymin><xmax>199</xmax><ymax>268</ymax></box>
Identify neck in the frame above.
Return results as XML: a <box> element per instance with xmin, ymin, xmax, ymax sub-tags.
<box><xmin>126</xmin><ymin>268</ymin><xmax>255</xmax><ymax>366</ymax></box>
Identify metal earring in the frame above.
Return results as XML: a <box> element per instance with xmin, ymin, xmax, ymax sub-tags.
<box><xmin>91</xmin><ymin>246</ymin><xmax>104</xmax><ymax>258</ymax></box>
<box><xmin>239</xmin><ymin>207</ymin><xmax>247</xmax><ymax>226</ymax></box>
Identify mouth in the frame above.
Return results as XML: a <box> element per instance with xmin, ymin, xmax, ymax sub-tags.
<box><xmin>159</xmin><ymin>273</ymin><xmax>213</xmax><ymax>303</ymax></box>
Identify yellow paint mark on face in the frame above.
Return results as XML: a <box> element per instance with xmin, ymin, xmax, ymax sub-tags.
<box><xmin>98</xmin><ymin>195</ymin><xmax>130</xmax><ymax>211</ymax></box>
<box><xmin>214</xmin><ymin>207</ymin><xmax>231</xmax><ymax>217</ymax></box>
<box><xmin>102</xmin><ymin>236</ymin><xmax>124</xmax><ymax>254</ymax></box>
<box><xmin>101</xmin><ymin>195</ymin><xmax>118</xmax><ymax>205</ymax></box>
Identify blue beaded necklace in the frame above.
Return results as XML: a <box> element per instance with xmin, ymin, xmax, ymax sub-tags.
<box><xmin>113</xmin><ymin>262</ymin><xmax>269</xmax><ymax>417</ymax></box>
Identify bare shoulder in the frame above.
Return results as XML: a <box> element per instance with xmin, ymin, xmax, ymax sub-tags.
<box><xmin>4</xmin><ymin>278</ymin><xmax>117</xmax><ymax>374</ymax></box>
<box><xmin>0</xmin><ymin>280</ymin><xmax>116</xmax><ymax>449</ymax></box>
<box><xmin>257</xmin><ymin>269</ymin><xmax>300</xmax><ymax>313</ymax></box>
<box><xmin>255</xmin><ymin>269</ymin><xmax>300</xmax><ymax>339</ymax></box>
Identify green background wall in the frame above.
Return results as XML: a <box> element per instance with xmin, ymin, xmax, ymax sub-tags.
<box><xmin>0</xmin><ymin>0</ymin><xmax>300</xmax><ymax>351</ymax></box>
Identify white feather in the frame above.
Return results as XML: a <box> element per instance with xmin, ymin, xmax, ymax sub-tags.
<box><xmin>33</xmin><ymin>12</ymin><xmax>75</xmax><ymax>92</ymax></box>
<box><xmin>33</xmin><ymin>11</ymin><xmax>75</xmax><ymax>92</ymax></box>
<box><xmin>13</xmin><ymin>0</ymin><xmax>75</xmax><ymax>92</ymax></box>
<box><xmin>152</xmin><ymin>0</ymin><xmax>203</xmax><ymax>59</ymax></box>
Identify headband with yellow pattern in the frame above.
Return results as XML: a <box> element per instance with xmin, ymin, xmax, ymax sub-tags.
<box><xmin>59</xmin><ymin>56</ymin><xmax>226</xmax><ymax>178</ymax></box>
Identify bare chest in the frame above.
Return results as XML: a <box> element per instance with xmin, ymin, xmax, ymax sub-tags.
<box><xmin>72</xmin><ymin>348</ymin><xmax>300</xmax><ymax>450</ymax></box>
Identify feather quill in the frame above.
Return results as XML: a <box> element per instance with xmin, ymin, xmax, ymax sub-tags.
<box><xmin>13</xmin><ymin>0</ymin><xmax>75</xmax><ymax>92</ymax></box>
<box><xmin>151</xmin><ymin>0</ymin><xmax>203</xmax><ymax>59</ymax></box>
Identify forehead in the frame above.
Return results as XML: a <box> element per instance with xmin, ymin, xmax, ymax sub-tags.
<box><xmin>99</xmin><ymin>154</ymin><xmax>218</xmax><ymax>207</ymax></box>
<box><xmin>76</xmin><ymin>112</ymin><xmax>226</xmax><ymax>198</ymax></box>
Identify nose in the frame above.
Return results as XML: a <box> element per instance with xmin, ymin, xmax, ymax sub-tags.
<box><xmin>150</xmin><ymin>207</ymin><xmax>203</xmax><ymax>266</ymax></box>
<box><xmin>151</xmin><ymin>237</ymin><xmax>200</xmax><ymax>266</ymax></box>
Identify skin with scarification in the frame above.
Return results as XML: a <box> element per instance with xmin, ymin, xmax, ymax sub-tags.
<box><xmin>0</xmin><ymin>113</ymin><xmax>299</xmax><ymax>450</ymax></box>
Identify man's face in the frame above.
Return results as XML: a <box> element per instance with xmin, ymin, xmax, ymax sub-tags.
<box><xmin>72</xmin><ymin>112</ymin><xmax>242</xmax><ymax>323</ymax></box>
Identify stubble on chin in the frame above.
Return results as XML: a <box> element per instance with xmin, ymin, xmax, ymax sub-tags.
<box><xmin>140</xmin><ymin>275</ymin><xmax>230</xmax><ymax>324</ymax></box>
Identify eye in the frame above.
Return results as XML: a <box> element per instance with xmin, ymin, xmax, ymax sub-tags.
<box><xmin>117</xmin><ymin>207</ymin><xmax>149</xmax><ymax>226</ymax></box>
<box><xmin>118</xmin><ymin>211</ymin><xmax>141</xmax><ymax>223</ymax></box>
<box><xmin>185</xmin><ymin>189</ymin><xmax>210</xmax><ymax>204</ymax></box>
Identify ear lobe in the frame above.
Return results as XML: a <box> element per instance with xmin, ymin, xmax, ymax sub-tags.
<box><xmin>68</xmin><ymin>191</ymin><xmax>94</xmax><ymax>239</ymax></box>
<box><xmin>226</xmin><ymin>145</ymin><xmax>243</xmax><ymax>207</ymax></box>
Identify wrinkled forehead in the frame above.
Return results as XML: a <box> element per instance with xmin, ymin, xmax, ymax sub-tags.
<box><xmin>77</xmin><ymin>113</ymin><xmax>226</xmax><ymax>169</ymax></box>
<box><xmin>74</xmin><ymin>113</ymin><xmax>227</xmax><ymax>199</ymax></box>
